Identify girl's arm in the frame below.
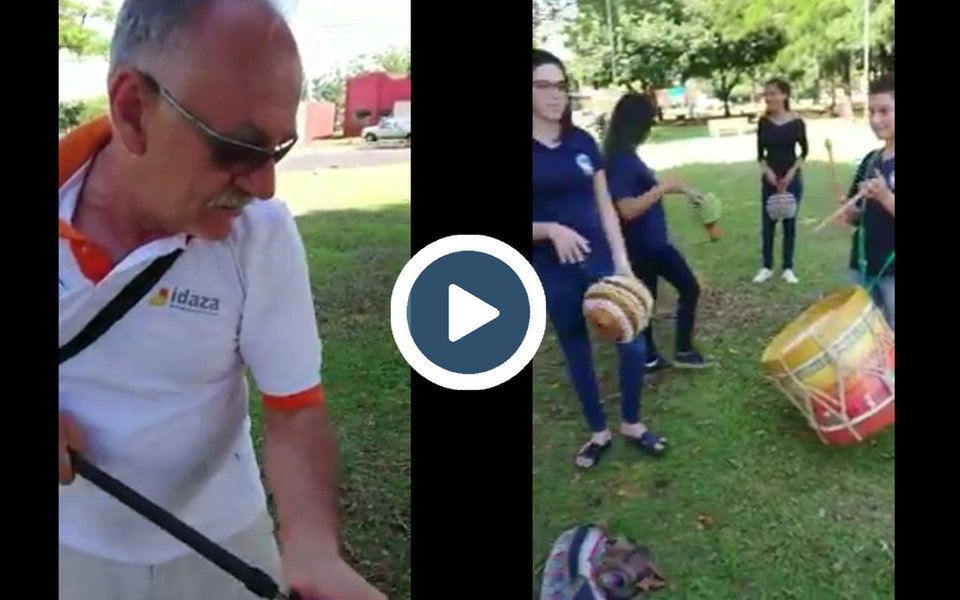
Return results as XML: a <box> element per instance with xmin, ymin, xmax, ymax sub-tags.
<box><xmin>593</xmin><ymin>170</ymin><xmax>632</xmax><ymax>274</ymax></box>
<box><xmin>615</xmin><ymin>182</ymin><xmax>674</xmax><ymax>222</ymax></box>
<box><xmin>785</xmin><ymin>119</ymin><xmax>808</xmax><ymax>181</ymax></box>
<box><xmin>533</xmin><ymin>222</ymin><xmax>555</xmax><ymax>240</ymax></box>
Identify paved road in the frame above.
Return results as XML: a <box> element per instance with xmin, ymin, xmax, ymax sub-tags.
<box><xmin>280</xmin><ymin>146</ymin><xmax>411</xmax><ymax>172</ymax></box>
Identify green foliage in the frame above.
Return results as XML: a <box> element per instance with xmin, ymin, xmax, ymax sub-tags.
<box><xmin>567</xmin><ymin>0</ymin><xmax>693</xmax><ymax>92</ymax></box>
<box><xmin>565</xmin><ymin>0</ymin><xmax>891</xmax><ymax>110</ymax></box>
<box><xmin>59</xmin><ymin>101</ymin><xmax>85</xmax><ymax>132</ymax></box>
<box><xmin>308</xmin><ymin>47</ymin><xmax>410</xmax><ymax>107</ymax></box>
<box><xmin>372</xmin><ymin>46</ymin><xmax>411</xmax><ymax>76</ymax></box>
<box><xmin>59</xmin><ymin>0</ymin><xmax>115</xmax><ymax>57</ymax></box>
<box><xmin>58</xmin><ymin>95</ymin><xmax>109</xmax><ymax>133</ymax></box>
<box><xmin>686</xmin><ymin>24</ymin><xmax>787</xmax><ymax>115</ymax></box>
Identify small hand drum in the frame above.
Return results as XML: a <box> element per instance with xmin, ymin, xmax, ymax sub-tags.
<box><xmin>583</xmin><ymin>275</ymin><xmax>654</xmax><ymax>343</ymax></box>
<box><xmin>766</xmin><ymin>192</ymin><xmax>798</xmax><ymax>221</ymax></box>
<box><xmin>690</xmin><ymin>191</ymin><xmax>722</xmax><ymax>241</ymax></box>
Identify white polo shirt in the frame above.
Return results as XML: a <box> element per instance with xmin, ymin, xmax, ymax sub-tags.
<box><xmin>58</xmin><ymin>160</ymin><xmax>323</xmax><ymax>565</ymax></box>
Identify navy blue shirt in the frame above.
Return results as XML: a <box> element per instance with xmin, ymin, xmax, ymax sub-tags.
<box><xmin>606</xmin><ymin>152</ymin><xmax>669</xmax><ymax>256</ymax></box>
<box><xmin>757</xmin><ymin>116</ymin><xmax>809</xmax><ymax>178</ymax></box>
<box><xmin>849</xmin><ymin>151</ymin><xmax>895</xmax><ymax>277</ymax></box>
<box><xmin>532</xmin><ymin>127</ymin><xmax>609</xmax><ymax>266</ymax></box>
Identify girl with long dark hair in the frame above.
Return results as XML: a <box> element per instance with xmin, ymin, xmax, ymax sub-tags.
<box><xmin>755</xmin><ymin>78</ymin><xmax>809</xmax><ymax>284</ymax></box>
<box><xmin>603</xmin><ymin>92</ymin><xmax>707</xmax><ymax>371</ymax></box>
<box><xmin>532</xmin><ymin>50</ymin><xmax>667</xmax><ymax>469</ymax></box>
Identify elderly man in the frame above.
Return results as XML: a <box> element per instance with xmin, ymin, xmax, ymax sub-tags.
<box><xmin>57</xmin><ymin>1</ymin><xmax>386</xmax><ymax>599</ymax></box>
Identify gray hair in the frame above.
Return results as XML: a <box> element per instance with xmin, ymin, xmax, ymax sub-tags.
<box><xmin>109</xmin><ymin>0</ymin><xmax>285</xmax><ymax>74</ymax></box>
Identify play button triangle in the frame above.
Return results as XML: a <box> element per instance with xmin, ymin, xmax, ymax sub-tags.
<box><xmin>448</xmin><ymin>284</ymin><xmax>500</xmax><ymax>342</ymax></box>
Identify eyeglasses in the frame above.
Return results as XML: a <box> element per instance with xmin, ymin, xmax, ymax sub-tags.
<box><xmin>139</xmin><ymin>71</ymin><xmax>298</xmax><ymax>172</ymax></box>
<box><xmin>533</xmin><ymin>80</ymin><xmax>569</xmax><ymax>93</ymax></box>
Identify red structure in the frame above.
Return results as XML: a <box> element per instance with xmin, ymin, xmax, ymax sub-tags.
<box><xmin>343</xmin><ymin>72</ymin><xmax>411</xmax><ymax>137</ymax></box>
<box><xmin>304</xmin><ymin>101</ymin><xmax>336</xmax><ymax>140</ymax></box>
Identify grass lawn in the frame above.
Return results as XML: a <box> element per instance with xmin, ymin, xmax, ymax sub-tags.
<box><xmin>532</xmin><ymin>160</ymin><xmax>894</xmax><ymax>598</ymax></box>
<box><xmin>647</xmin><ymin>123</ymin><xmax>710</xmax><ymax>145</ymax></box>
<box><xmin>251</xmin><ymin>163</ymin><xmax>412</xmax><ymax>598</ymax></box>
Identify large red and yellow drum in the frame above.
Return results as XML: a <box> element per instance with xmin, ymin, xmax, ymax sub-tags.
<box><xmin>761</xmin><ymin>286</ymin><xmax>895</xmax><ymax>446</ymax></box>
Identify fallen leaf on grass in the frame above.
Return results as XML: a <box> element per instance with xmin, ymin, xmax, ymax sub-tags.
<box><xmin>696</xmin><ymin>514</ymin><xmax>715</xmax><ymax>530</ymax></box>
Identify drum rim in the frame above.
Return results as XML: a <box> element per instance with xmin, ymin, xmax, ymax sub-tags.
<box><xmin>761</xmin><ymin>286</ymin><xmax>879</xmax><ymax>372</ymax></box>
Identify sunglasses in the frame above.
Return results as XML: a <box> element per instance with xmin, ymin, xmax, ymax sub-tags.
<box><xmin>140</xmin><ymin>71</ymin><xmax>298</xmax><ymax>171</ymax></box>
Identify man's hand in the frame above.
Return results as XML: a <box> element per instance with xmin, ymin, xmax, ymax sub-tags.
<box><xmin>59</xmin><ymin>411</ymin><xmax>85</xmax><ymax>485</ymax></box>
<box><xmin>285</xmin><ymin>555</ymin><xmax>387</xmax><ymax>600</ymax></box>
<box><xmin>547</xmin><ymin>223</ymin><xmax>591</xmax><ymax>264</ymax></box>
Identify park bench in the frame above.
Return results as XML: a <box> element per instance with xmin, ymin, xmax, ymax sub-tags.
<box><xmin>707</xmin><ymin>116</ymin><xmax>754</xmax><ymax>137</ymax></box>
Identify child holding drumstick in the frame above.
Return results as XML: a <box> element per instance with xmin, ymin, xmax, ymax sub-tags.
<box><xmin>843</xmin><ymin>74</ymin><xmax>895</xmax><ymax>330</ymax></box>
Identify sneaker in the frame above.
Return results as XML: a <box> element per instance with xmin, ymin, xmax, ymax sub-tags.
<box><xmin>753</xmin><ymin>268</ymin><xmax>773</xmax><ymax>283</ymax></box>
<box><xmin>645</xmin><ymin>354</ymin><xmax>671</xmax><ymax>373</ymax></box>
<box><xmin>674</xmin><ymin>350</ymin><xmax>710</xmax><ymax>369</ymax></box>
<box><xmin>782</xmin><ymin>269</ymin><xmax>799</xmax><ymax>284</ymax></box>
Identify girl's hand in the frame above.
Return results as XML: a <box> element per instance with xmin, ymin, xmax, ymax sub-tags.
<box><xmin>660</xmin><ymin>177</ymin><xmax>690</xmax><ymax>195</ymax></box>
<box><xmin>548</xmin><ymin>223</ymin><xmax>591</xmax><ymax>264</ymax></box>
<box><xmin>860</xmin><ymin>169</ymin><xmax>892</xmax><ymax>203</ymax></box>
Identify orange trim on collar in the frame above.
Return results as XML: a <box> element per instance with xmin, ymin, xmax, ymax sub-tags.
<box><xmin>59</xmin><ymin>117</ymin><xmax>115</xmax><ymax>283</ymax></box>
<box><xmin>59</xmin><ymin>116</ymin><xmax>112</xmax><ymax>188</ymax></box>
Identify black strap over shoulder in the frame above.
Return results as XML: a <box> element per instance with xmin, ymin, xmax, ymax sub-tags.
<box><xmin>58</xmin><ymin>249</ymin><xmax>183</xmax><ymax>366</ymax></box>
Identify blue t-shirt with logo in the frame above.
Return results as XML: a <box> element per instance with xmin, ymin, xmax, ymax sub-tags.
<box><xmin>606</xmin><ymin>152</ymin><xmax>669</xmax><ymax>256</ymax></box>
<box><xmin>849</xmin><ymin>151</ymin><xmax>895</xmax><ymax>278</ymax></box>
<box><xmin>532</xmin><ymin>127</ymin><xmax>610</xmax><ymax>269</ymax></box>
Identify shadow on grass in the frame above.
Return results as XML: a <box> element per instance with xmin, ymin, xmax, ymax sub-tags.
<box><xmin>532</xmin><ymin>161</ymin><xmax>893</xmax><ymax>599</ymax></box>
<box><xmin>251</xmin><ymin>202</ymin><xmax>412</xmax><ymax>600</ymax></box>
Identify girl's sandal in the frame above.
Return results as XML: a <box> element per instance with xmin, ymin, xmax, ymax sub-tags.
<box><xmin>625</xmin><ymin>431</ymin><xmax>667</xmax><ymax>458</ymax></box>
<box><xmin>574</xmin><ymin>438</ymin><xmax>612</xmax><ymax>469</ymax></box>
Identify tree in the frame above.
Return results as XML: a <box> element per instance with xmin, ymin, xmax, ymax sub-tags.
<box><xmin>686</xmin><ymin>25</ymin><xmax>786</xmax><ymax>116</ymax></box>
<box><xmin>372</xmin><ymin>46</ymin><xmax>411</xmax><ymax>76</ymax></box>
<box><xmin>59</xmin><ymin>0</ymin><xmax>115</xmax><ymax>57</ymax></box>
<box><xmin>533</xmin><ymin>0</ymin><xmax>574</xmax><ymax>46</ymax></box>
<box><xmin>311</xmin><ymin>71</ymin><xmax>346</xmax><ymax>105</ymax></box>
<box><xmin>566</xmin><ymin>0</ymin><xmax>692</xmax><ymax>93</ymax></box>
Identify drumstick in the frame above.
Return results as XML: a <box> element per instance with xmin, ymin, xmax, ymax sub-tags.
<box><xmin>813</xmin><ymin>191</ymin><xmax>864</xmax><ymax>233</ymax></box>
<box><xmin>69</xmin><ymin>450</ymin><xmax>302</xmax><ymax>600</ymax></box>
<box><xmin>824</xmin><ymin>139</ymin><xmax>843</xmax><ymax>201</ymax></box>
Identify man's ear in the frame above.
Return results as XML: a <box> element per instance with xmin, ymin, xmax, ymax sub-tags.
<box><xmin>108</xmin><ymin>70</ymin><xmax>150</xmax><ymax>157</ymax></box>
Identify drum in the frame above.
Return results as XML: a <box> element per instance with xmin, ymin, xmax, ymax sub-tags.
<box><xmin>690</xmin><ymin>191</ymin><xmax>722</xmax><ymax>241</ymax></box>
<box><xmin>760</xmin><ymin>285</ymin><xmax>895</xmax><ymax>446</ymax></box>
<box><xmin>765</xmin><ymin>192</ymin><xmax>798</xmax><ymax>221</ymax></box>
<box><xmin>583</xmin><ymin>275</ymin><xmax>654</xmax><ymax>344</ymax></box>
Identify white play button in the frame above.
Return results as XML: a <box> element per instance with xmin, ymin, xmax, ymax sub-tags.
<box><xmin>448</xmin><ymin>284</ymin><xmax>501</xmax><ymax>342</ymax></box>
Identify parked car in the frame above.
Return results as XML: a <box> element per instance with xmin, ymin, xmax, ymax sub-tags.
<box><xmin>361</xmin><ymin>117</ymin><xmax>411</xmax><ymax>143</ymax></box>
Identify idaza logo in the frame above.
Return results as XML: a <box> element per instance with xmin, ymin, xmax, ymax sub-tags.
<box><xmin>149</xmin><ymin>286</ymin><xmax>221</xmax><ymax>314</ymax></box>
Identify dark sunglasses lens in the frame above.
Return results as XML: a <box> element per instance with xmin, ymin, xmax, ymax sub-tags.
<box><xmin>210</xmin><ymin>136</ymin><xmax>297</xmax><ymax>171</ymax></box>
<box><xmin>212</xmin><ymin>141</ymin><xmax>271</xmax><ymax>170</ymax></box>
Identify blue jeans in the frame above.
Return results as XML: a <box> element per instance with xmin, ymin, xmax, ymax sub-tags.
<box><xmin>630</xmin><ymin>244</ymin><xmax>700</xmax><ymax>357</ymax></box>
<box><xmin>536</xmin><ymin>252</ymin><xmax>647</xmax><ymax>433</ymax></box>
<box><xmin>850</xmin><ymin>270</ymin><xmax>895</xmax><ymax>332</ymax></box>
<box><xmin>761</xmin><ymin>176</ymin><xmax>803</xmax><ymax>270</ymax></box>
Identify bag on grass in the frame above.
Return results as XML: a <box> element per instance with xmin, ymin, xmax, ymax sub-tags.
<box><xmin>539</xmin><ymin>524</ymin><xmax>666</xmax><ymax>600</ymax></box>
